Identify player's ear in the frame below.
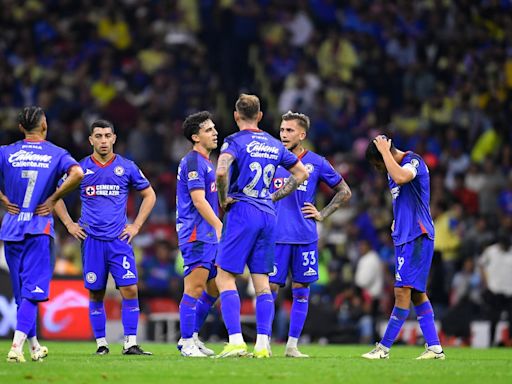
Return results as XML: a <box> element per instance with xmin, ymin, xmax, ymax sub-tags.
<box><xmin>256</xmin><ymin>111</ymin><xmax>263</xmax><ymax>123</ymax></box>
<box><xmin>89</xmin><ymin>135</ymin><xmax>94</xmax><ymax>146</ymax></box>
<box><xmin>112</xmin><ymin>134</ymin><xmax>117</xmax><ymax>144</ymax></box>
<box><xmin>191</xmin><ymin>133</ymin><xmax>199</xmax><ymax>144</ymax></box>
<box><xmin>233</xmin><ymin>111</ymin><xmax>239</xmax><ymax>122</ymax></box>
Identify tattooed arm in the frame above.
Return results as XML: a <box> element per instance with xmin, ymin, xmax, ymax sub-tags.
<box><xmin>301</xmin><ymin>179</ymin><xmax>352</xmax><ymax>222</ymax></box>
<box><xmin>271</xmin><ymin>161</ymin><xmax>309</xmax><ymax>202</ymax></box>
<box><xmin>216</xmin><ymin>153</ymin><xmax>235</xmax><ymax>210</ymax></box>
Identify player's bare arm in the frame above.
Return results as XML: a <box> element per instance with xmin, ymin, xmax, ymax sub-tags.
<box><xmin>373</xmin><ymin>136</ymin><xmax>414</xmax><ymax>185</ymax></box>
<box><xmin>302</xmin><ymin>179</ymin><xmax>352</xmax><ymax>221</ymax></box>
<box><xmin>190</xmin><ymin>189</ymin><xmax>223</xmax><ymax>240</ymax></box>
<box><xmin>216</xmin><ymin>152</ymin><xmax>236</xmax><ymax>210</ymax></box>
<box><xmin>54</xmin><ymin>199</ymin><xmax>87</xmax><ymax>240</ymax></box>
<box><xmin>120</xmin><ymin>185</ymin><xmax>156</xmax><ymax>243</ymax></box>
<box><xmin>0</xmin><ymin>190</ymin><xmax>20</xmax><ymax>215</ymax></box>
<box><xmin>271</xmin><ymin>161</ymin><xmax>309</xmax><ymax>202</ymax></box>
<box><xmin>35</xmin><ymin>165</ymin><xmax>84</xmax><ymax>216</ymax></box>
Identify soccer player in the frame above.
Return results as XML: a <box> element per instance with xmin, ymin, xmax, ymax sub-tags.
<box><xmin>362</xmin><ymin>135</ymin><xmax>445</xmax><ymax>360</ymax></box>
<box><xmin>54</xmin><ymin>119</ymin><xmax>156</xmax><ymax>355</ymax></box>
<box><xmin>1</xmin><ymin>106</ymin><xmax>84</xmax><ymax>362</ymax></box>
<box><xmin>215</xmin><ymin>94</ymin><xmax>309</xmax><ymax>358</ymax></box>
<box><xmin>269</xmin><ymin>111</ymin><xmax>352</xmax><ymax>357</ymax></box>
<box><xmin>176</xmin><ymin>111</ymin><xmax>222</xmax><ymax>357</ymax></box>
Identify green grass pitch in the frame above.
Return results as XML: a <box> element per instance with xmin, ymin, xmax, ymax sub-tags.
<box><xmin>1</xmin><ymin>342</ymin><xmax>511</xmax><ymax>384</ymax></box>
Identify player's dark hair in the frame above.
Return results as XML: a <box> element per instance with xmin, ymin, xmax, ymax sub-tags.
<box><xmin>365</xmin><ymin>136</ymin><xmax>396</xmax><ymax>164</ymax></box>
<box><xmin>183</xmin><ymin>111</ymin><xmax>213</xmax><ymax>143</ymax></box>
<box><xmin>235</xmin><ymin>93</ymin><xmax>260</xmax><ymax>120</ymax></box>
<box><xmin>282</xmin><ymin>110</ymin><xmax>310</xmax><ymax>131</ymax></box>
<box><xmin>18</xmin><ymin>106</ymin><xmax>44</xmax><ymax>131</ymax></box>
<box><xmin>90</xmin><ymin>119</ymin><xmax>115</xmax><ymax>134</ymax></box>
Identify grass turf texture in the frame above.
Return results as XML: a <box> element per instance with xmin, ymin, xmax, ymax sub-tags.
<box><xmin>1</xmin><ymin>342</ymin><xmax>511</xmax><ymax>384</ymax></box>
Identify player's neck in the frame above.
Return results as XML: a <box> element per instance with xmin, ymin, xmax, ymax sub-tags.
<box><xmin>292</xmin><ymin>146</ymin><xmax>305</xmax><ymax>157</ymax></box>
<box><xmin>238</xmin><ymin>123</ymin><xmax>260</xmax><ymax>132</ymax></box>
<box><xmin>92</xmin><ymin>151</ymin><xmax>115</xmax><ymax>164</ymax></box>
<box><xmin>393</xmin><ymin>149</ymin><xmax>406</xmax><ymax>163</ymax></box>
<box><xmin>24</xmin><ymin>132</ymin><xmax>45</xmax><ymax>142</ymax></box>
<box><xmin>193</xmin><ymin>145</ymin><xmax>210</xmax><ymax>159</ymax></box>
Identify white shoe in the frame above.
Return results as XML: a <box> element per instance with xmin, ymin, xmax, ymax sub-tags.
<box><xmin>285</xmin><ymin>346</ymin><xmax>309</xmax><ymax>358</ymax></box>
<box><xmin>267</xmin><ymin>340</ymin><xmax>272</xmax><ymax>357</ymax></box>
<box><xmin>361</xmin><ymin>343</ymin><xmax>389</xmax><ymax>360</ymax></box>
<box><xmin>6</xmin><ymin>349</ymin><xmax>26</xmax><ymax>363</ymax></box>
<box><xmin>180</xmin><ymin>343</ymin><xmax>208</xmax><ymax>357</ymax></box>
<box><xmin>31</xmin><ymin>345</ymin><xmax>48</xmax><ymax>361</ymax></box>
<box><xmin>416</xmin><ymin>344</ymin><xmax>445</xmax><ymax>360</ymax></box>
<box><xmin>194</xmin><ymin>338</ymin><xmax>215</xmax><ymax>356</ymax></box>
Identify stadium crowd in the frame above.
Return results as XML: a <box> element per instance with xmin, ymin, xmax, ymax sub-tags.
<box><xmin>1</xmin><ymin>0</ymin><xmax>511</xmax><ymax>345</ymax></box>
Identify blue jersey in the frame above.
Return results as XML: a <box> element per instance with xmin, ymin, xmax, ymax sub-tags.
<box><xmin>176</xmin><ymin>150</ymin><xmax>219</xmax><ymax>246</ymax></box>
<box><xmin>78</xmin><ymin>154</ymin><xmax>150</xmax><ymax>240</ymax></box>
<box><xmin>221</xmin><ymin>129</ymin><xmax>298</xmax><ymax>215</ymax></box>
<box><xmin>271</xmin><ymin>150</ymin><xmax>342</xmax><ymax>244</ymax></box>
<box><xmin>389</xmin><ymin>152</ymin><xmax>435</xmax><ymax>245</ymax></box>
<box><xmin>0</xmin><ymin>140</ymin><xmax>79</xmax><ymax>241</ymax></box>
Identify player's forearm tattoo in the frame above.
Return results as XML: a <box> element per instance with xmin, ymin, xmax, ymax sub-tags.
<box><xmin>216</xmin><ymin>154</ymin><xmax>234</xmax><ymax>206</ymax></box>
<box><xmin>272</xmin><ymin>175</ymin><xmax>299</xmax><ymax>202</ymax></box>
<box><xmin>320</xmin><ymin>179</ymin><xmax>351</xmax><ymax>219</ymax></box>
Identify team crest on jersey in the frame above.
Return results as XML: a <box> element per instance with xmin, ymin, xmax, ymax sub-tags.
<box><xmin>269</xmin><ymin>265</ymin><xmax>277</xmax><ymax>277</ymax></box>
<box><xmin>273</xmin><ymin>178</ymin><xmax>284</xmax><ymax>189</ymax></box>
<box><xmin>221</xmin><ymin>142</ymin><xmax>229</xmax><ymax>151</ymax></box>
<box><xmin>210</xmin><ymin>181</ymin><xmax>217</xmax><ymax>192</ymax></box>
<box><xmin>410</xmin><ymin>159</ymin><xmax>419</xmax><ymax>168</ymax></box>
<box><xmin>85</xmin><ymin>186</ymin><xmax>96</xmax><ymax>196</ymax></box>
<box><xmin>86</xmin><ymin>272</ymin><xmax>97</xmax><ymax>284</ymax></box>
<box><xmin>188</xmin><ymin>171</ymin><xmax>198</xmax><ymax>181</ymax></box>
<box><xmin>114</xmin><ymin>166</ymin><xmax>125</xmax><ymax>176</ymax></box>
<box><xmin>305</xmin><ymin>163</ymin><xmax>315</xmax><ymax>173</ymax></box>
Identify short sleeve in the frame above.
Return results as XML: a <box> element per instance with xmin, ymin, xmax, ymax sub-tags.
<box><xmin>280</xmin><ymin>147</ymin><xmax>298</xmax><ymax>170</ymax></box>
<box><xmin>185</xmin><ymin>154</ymin><xmax>206</xmax><ymax>191</ymax></box>
<box><xmin>319</xmin><ymin>157</ymin><xmax>343</xmax><ymax>188</ymax></box>
<box><xmin>59</xmin><ymin>150</ymin><xmax>80</xmax><ymax>176</ymax></box>
<box><xmin>220</xmin><ymin>136</ymin><xmax>237</xmax><ymax>159</ymax></box>
<box><xmin>129</xmin><ymin>161</ymin><xmax>151</xmax><ymax>191</ymax></box>
<box><xmin>402</xmin><ymin>154</ymin><xmax>424</xmax><ymax>179</ymax></box>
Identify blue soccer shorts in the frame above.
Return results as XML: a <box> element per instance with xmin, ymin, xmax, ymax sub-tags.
<box><xmin>180</xmin><ymin>241</ymin><xmax>217</xmax><ymax>280</ymax></box>
<box><xmin>82</xmin><ymin>236</ymin><xmax>138</xmax><ymax>290</ymax></box>
<box><xmin>4</xmin><ymin>234</ymin><xmax>54</xmax><ymax>302</ymax></box>
<box><xmin>394</xmin><ymin>235</ymin><xmax>434</xmax><ymax>292</ymax></box>
<box><xmin>269</xmin><ymin>241</ymin><xmax>319</xmax><ymax>286</ymax></box>
<box><xmin>216</xmin><ymin>201</ymin><xmax>276</xmax><ymax>275</ymax></box>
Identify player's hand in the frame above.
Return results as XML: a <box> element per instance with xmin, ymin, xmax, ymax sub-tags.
<box><xmin>0</xmin><ymin>194</ymin><xmax>20</xmax><ymax>215</ymax></box>
<box><xmin>301</xmin><ymin>202</ymin><xmax>323</xmax><ymax>221</ymax></box>
<box><xmin>373</xmin><ymin>135</ymin><xmax>392</xmax><ymax>154</ymax></box>
<box><xmin>119</xmin><ymin>223</ymin><xmax>140</xmax><ymax>243</ymax></box>
<box><xmin>66</xmin><ymin>222</ymin><xmax>87</xmax><ymax>241</ymax></box>
<box><xmin>221</xmin><ymin>197</ymin><xmax>236</xmax><ymax>211</ymax></box>
<box><xmin>35</xmin><ymin>198</ymin><xmax>57</xmax><ymax>216</ymax></box>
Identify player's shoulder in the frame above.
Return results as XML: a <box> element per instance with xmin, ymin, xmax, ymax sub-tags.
<box><xmin>403</xmin><ymin>151</ymin><xmax>425</xmax><ymax>167</ymax></box>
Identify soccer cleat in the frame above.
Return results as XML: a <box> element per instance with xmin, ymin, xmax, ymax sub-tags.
<box><xmin>6</xmin><ymin>350</ymin><xmax>26</xmax><ymax>363</ymax></box>
<box><xmin>180</xmin><ymin>343</ymin><xmax>208</xmax><ymax>357</ymax></box>
<box><xmin>215</xmin><ymin>343</ymin><xmax>248</xmax><ymax>358</ymax></box>
<box><xmin>31</xmin><ymin>346</ymin><xmax>48</xmax><ymax>361</ymax></box>
<box><xmin>122</xmin><ymin>345</ymin><xmax>152</xmax><ymax>355</ymax></box>
<box><xmin>253</xmin><ymin>347</ymin><xmax>270</xmax><ymax>359</ymax></box>
<box><xmin>194</xmin><ymin>338</ymin><xmax>215</xmax><ymax>356</ymax></box>
<box><xmin>285</xmin><ymin>346</ymin><xmax>309</xmax><ymax>358</ymax></box>
<box><xmin>95</xmin><ymin>346</ymin><xmax>110</xmax><ymax>355</ymax></box>
<box><xmin>361</xmin><ymin>343</ymin><xmax>389</xmax><ymax>360</ymax></box>
<box><xmin>416</xmin><ymin>344</ymin><xmax>445</xmax><ymax>360</ymax></box>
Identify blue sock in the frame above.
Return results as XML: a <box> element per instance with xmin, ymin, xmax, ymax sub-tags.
<box><xmin>194</xmin><ymin>291</ymin><xmax>217</xmax><ymax>334</ymax></box>
<box><xmin>380</xmin><ymin>306</ymin><xmax>409</xmax><ymax>349</ymax></box>
<box><xmin>220</xmin><ymin>290</ymin><xmax>241</xmax><ymax>336</ymax></box>
<box><xmin>415</xmin><ymin>301</ymin><xmax>440</xmax><ymax>347</ymax></box>
<box><xmin>256</xmin><ymin>293</ymin><xmax>274</xmax><ymax>336</ymax></box>
<box><xmin>121</xmin><ymin>298</ymin><xmax>139</xmax><ymax>336</ymax></box>
<box><xmin>89</xmin><ymin>301</ymin><xmax>106</xmax><ymax>339</ymax></box>
<box><xmin>27</xmin><ymin>308</ymin><xmax>38</xmax><ymax>338</ymax></box>
<box><xmin>268</xmin><ymin>291</ymin><xmax>278</xmax><ymax>337</ymax></box>
<box><xmin>179</xmin><ymin>293</ymin><xmax>198</xmax><ymax>339</ymax></box>
<box><xmin>289</xmin><ymin>287</ymin><xmax>310</xmax><ymax>339</ymax></box>
<box><xmin>16</xmin><ymin>299</ymin><xmax>37</xmax><ymax>334</ymax></box>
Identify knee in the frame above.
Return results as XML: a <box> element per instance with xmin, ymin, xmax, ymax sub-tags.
<box><xmin>89</xmin><ymin>290</ymin><xmax>105</xmax><ymax>302</ymax></box>
<box><xmin>185</xmin><ymin>284</ymin><xmax>206</xmax><ymax>299</ymax></box>
<box><xmin>270</xmin><ymin>283</ymin><xmax>280</xmax><ymax>293</ymax></box>
<box><xmin>394</xmin><ymin>288</ymin><xmax>411</xmax><ymax>306</ymax></box>
<box><xmin>120</xmin><ymin>285</ymin><xmax>138</xmax><ymax>300</ymax></box>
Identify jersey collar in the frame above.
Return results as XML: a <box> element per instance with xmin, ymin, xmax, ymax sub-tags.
<box><xmin>91</xmin><ymin>154</ymin><xmax>116</xmax><ymax>168</ymax></box>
